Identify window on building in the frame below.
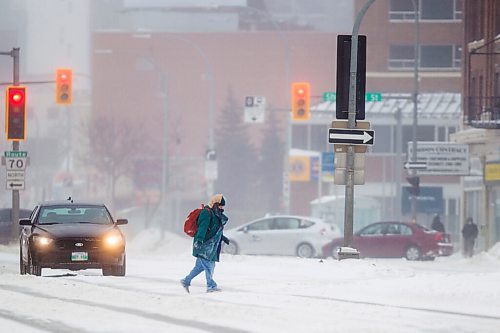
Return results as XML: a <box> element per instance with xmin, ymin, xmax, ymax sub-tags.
<box><xmin>372</xmin><ymin>125</ymin><xmax>392</xmax><ymax>153</ymax></box>
<box><xmin>390</xmin><ymin>44</ymin><xmax>460</xmax><ymax>69</ymax></box>
<box><xmin>292</xmin><ymin>125</ymin><xmax>308</xmax><ymax>150</ymax></box>
<box><xmin>402</xmin><ymin>125</ymin><xmax>435</xmax><ymax>153</ymax></box>
<box><xmin>310</xmin><ymin>125</ymin><xmax>328</xmax><ymax>152</ymax></box>
<box><xmin>389</xmin><ymin>45</ymin><xmax>415</xmax><ymax>68</ymax></box>
<box><xmin>420</xmin><ymin>45</ymin><xmax>453</xmax><ymax>68</ymax></box>
<box><xmin>389</xmin><ymin>0</ymin><xmax>462</xmax><ymax>21</ymax></box>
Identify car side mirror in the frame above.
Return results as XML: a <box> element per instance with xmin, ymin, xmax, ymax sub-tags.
<box><xmin>19</xmin><ymin>218</ymin><xmax>32</xmax><ymax>226</ymax></box>
<box><xmin>116</xmin><ymin>218</ymin><xmax>128</xmax><ymax>225</ymax></box>
<box><xmin>243</xmin><ymin>226</ymin><xmax>249</xmax><ymax>233</ymax></box>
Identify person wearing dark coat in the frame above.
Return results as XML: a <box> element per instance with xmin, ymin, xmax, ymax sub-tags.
<box><xmin>181</xmin><ymin>194</ymin><xmax>229</xmax><ymax>293</ymax></box>
<box><xmin>462</xmin><ymin>217</ymin><xmax>479</xmax><ymax>258</ymax></box>
<box><xmin>431</xmin><ymin>214</ymin><xmax>445</xmax><ymax>233</ymax></box>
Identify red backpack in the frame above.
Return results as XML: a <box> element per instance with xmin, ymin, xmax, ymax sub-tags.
<box><xmin>183</xmin><ymin>204</ymin><xmax>209</xmax><ymax>237</ymax></box>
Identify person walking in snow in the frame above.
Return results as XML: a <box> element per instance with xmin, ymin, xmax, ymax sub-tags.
<box><xmin>181</xmin><ymin>194</ymin><xmax>229</xmax><ymax>293</ymax></box>
<box><xmin>431</xmin><ymin>214</ymin><xmax>445</xmax><ymax>233</ymax></box>
<box><xmin>462</xmin><ymin>217</ymin><xmax>479</xmax><ymax>258</ymax></box>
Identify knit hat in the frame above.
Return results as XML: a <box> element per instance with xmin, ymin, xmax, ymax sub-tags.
<box><xmin>208</xmin><ymin>194</ymin><xmax>225</xmax><ymax>208</ymax></box>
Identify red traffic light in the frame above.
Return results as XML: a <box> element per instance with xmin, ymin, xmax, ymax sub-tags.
<box><xmin>6</xmin><ymin>86</ymin><xmax>27</xmax><ymax>140</ymax></box>
<box><xmin>8</xmin><ymin>88</ymin><xmax>25</xmax><ymax>106</ymax></box>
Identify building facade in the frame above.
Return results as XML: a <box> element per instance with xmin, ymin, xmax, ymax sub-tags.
<box><xmin>452</xmin><ymin>0</ymin><xmax>500</xmax><ymax>251</ymax></box>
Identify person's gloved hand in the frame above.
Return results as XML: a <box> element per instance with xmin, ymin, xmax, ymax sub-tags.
<box><xmin>222</xmin><ymin>236</ymin><xmax>230</xmax><ymax>245</ymax></box>
<box><xmin>194</xmin><ymin>240</ymin><xmax>202</xmax><ymax>249</ymax></box>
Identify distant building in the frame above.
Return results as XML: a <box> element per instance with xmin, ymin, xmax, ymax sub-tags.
<box><xmin>451</xmin><ymin>0</ymin><xmax>500</xmax><ymax>251</ymax></box>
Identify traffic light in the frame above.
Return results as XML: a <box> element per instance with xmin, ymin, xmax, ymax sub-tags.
<box><xmin>5</xmin><ymin>86</ymin><xmax>27</xmax><ymax>141</ymax></box>
<box><xmin>56</xmin><ymin>68</ymin><xmax>73</xmax><ymax>104</ymax></box>
<box><xmin>406</xmin><ymin>176</ymin><xmax>420</xmax><ymax>196</ymax></box>
<box><xmin>291</xmin><ymin>82</ymin><xmax>310</xmax><ymax>121</ymax></box>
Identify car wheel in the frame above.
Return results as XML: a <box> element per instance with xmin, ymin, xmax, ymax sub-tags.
<box><xmin>113</xmin><ymin>254</ymin><xmax>126</xmax><ymax>276</ymax></box>
<box><xmin>223</xmin><ymin>241</ymin><xmax>238</xmax><ymax>255</ymax></box>
<box><xmin>19</xmin><ymin>246</ymin><xmax>27</xmax><ymax>275</ymax></box>
<box><xmin>296</xmin><ymin>243</ymin><xmax>314</xmax><ymax>258</ymax></box>
<box><xmin>102</xmin><ymin>266</ymin><xmax>113</xmax><ymax>276</ymax></box>
<box><xmin>103</xmin><ymin>254</ymin><xmax>126</xmax><ymax>276</ymax></box>
<box><xmin>405</xmin><ymin>245</ymin><xmax>421</xmax><ymax>261</ymax></box>
<box><xmin>28</xmin><ymin>250</ymin><xmax>42</xmax><ymax>276</ymax></box>
<box><xmin>331</xmin><ymin>246</ymin><xmax>341</xmax><ymax>259</ymax></box>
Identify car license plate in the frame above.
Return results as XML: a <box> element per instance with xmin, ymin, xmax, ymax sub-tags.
<box><xmin>71</xmin><ymin>252</ymin><xmax>88</xmax><ymax>261</ymax></box>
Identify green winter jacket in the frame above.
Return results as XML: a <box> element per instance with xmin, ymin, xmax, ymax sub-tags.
<box><xmin>193</xmin><ymin>208</ymin><xmax>227</xmax><ymax>261</ymax></box>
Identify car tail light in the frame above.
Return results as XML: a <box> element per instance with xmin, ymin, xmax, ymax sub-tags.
<box><xmin>434</xmin><ymin>232</ymin><xmax>443</xmax><ymax>242</ymax></box>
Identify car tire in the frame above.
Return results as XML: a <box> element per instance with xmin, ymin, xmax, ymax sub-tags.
<box><xmin>28</xmin><ymin>249</ymin><xmax>42</xmax><ymax>276</ymax></box>
<box><xmin>19</xmin><ymin>246</ymin><xmax>27</xmax><ymax>275</ymax></box>
<box><xmin>223</xmin><ymin>241</ymin><xmax>238</xmax><ymax>255</ymax></box>
<box><xmin>113</xmin><ymin>254</ymin><xmax>126</xmax><ymax>276</ymax></box>
<box><xmin>296</xmin><ymin>243</ymin><xmax>314</xmax><ymax>258</ymax></box>
<box><xmin>102</xmin><ymin>266</ymin><xmax>112</xmax><ymax>276</ymax></box>
<box><xmin>103</xmin><ymin>254</ymin><xmax>126</xmax><ymax>276</ymax></box>
<box><xmin>405</xmin><ymin>245</ymin><xmax>421</xmax><ymax>261</ymax></box>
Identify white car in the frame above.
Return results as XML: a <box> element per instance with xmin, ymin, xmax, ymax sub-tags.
<box><xmin>222</xmin><ymin>215</ymin><xmax>340</xmax><ymax>258</ymax></box>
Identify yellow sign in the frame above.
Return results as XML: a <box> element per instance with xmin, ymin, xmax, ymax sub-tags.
<box><xmin>485</xmin><ymin>162</ymin><xmax>500</xmax><ymax>183</ymax></box>
<box><xmin>289</xmin><ymin>156</ymin><xmax>310</xmax><ymax>182</ymax></box>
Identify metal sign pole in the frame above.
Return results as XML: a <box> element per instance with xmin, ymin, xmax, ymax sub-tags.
<box><xmin>340</xmin><ymin>0</ymin><xmax>375</xmax><ymax>259</ymax></box>
<box><xmin>11</xmin><ymin>48</ymin><xmax>21</xmax><ymax>240</ymax></box>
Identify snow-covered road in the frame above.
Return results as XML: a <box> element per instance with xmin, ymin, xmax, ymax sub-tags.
<box><xmin>1</xmin><ymin>231</ymin><xmax>499</xmax><ymax>333</ymax></box>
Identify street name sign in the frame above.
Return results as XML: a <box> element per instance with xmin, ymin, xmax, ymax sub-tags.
<box><xmin>407</xmin><ymin>142</ymin><xmax>469</xmax><ymax>175</ymax></box>
<box><xmin>328</xmin><ymin>128</ymin><xmax>374</xmax><ymax>145</ymax></box>
<box><xmin>322</xmin><ymin>92</ymin><xmax>382</xmax><ymax>102</ymax></box>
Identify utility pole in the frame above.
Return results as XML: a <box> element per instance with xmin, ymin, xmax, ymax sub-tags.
<box><xmin>410</xmin><ymin>0</ymin><xmax>420</xmax><ymax>222</ymax></box>
<box><xmin>0</xmin><ymin>48</ymin><xmax>21</xmax><ymax>239</ymax></box>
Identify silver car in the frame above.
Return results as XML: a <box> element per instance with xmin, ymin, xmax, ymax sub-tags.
<box><xmin>222</xmin><ymin>215</ymin><xmax>340</xmax><ymax>258</ymax></box>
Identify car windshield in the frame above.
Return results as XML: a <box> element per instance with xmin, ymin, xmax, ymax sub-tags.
<box><xmin>38</xmin><ymin>205</ymin><xmax>112</xmax><ymax>225</ymax></box>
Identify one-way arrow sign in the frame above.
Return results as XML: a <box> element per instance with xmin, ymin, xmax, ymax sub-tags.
<box><xmin>404</xmin><ymin>162</ymin><xmax>427</xmax><ymax>170</ymax></box>
<box><xmin>328</xmin><ymin>128</ymin><xmax>374</xmax><ymax>145</ymax></box>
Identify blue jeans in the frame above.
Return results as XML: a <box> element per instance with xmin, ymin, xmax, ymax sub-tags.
<box><xmin>183</xmin><ymin>257</ymin><xmax>217</xmax><ymax>290</ymax></box>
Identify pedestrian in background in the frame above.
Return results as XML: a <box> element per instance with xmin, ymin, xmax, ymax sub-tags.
<box><xmin>431</xmin><ymin>214</ymin><xmax>445</xmax><ymax>233</ymax></box>
<box><xmin>181</xmin><ymin>194</ymin><xmax>229</xmax><ymax>293</ymax></box>
<box><xmin>462</xmin><ymin>217</ymin><xmax>479</xmax><ymax>258</ymax></box>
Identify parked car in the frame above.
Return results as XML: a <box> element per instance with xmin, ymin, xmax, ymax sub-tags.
<box><xmin>322</xmin><ymin>221</ymin><xmax>453</xmax><ymax>261</ymax></box>
<box><xmin>19</xmin><ymin>200</ymin><xmax>127</xmax><ymax>276</ymax></box>
<box><xmin>223</xmin><ymin>215</ymin><xmax>340</xmax><ymax>258</ymax></box>
<box><xmin>0</xmin><ymin>208</ymin><xmax>33</xmax><ymax>244</ymax></box>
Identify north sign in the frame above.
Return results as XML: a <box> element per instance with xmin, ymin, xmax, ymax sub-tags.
<box><xmin>328</xmin><ymin>128</ymin><xmax>374</xmax><ymax>145</ymax></box>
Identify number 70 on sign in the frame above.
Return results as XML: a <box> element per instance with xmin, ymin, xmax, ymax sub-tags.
<box><xmin>6</xmin><ymin>157</ymin><xmax>27</xmax><ymax>170</ymax></box>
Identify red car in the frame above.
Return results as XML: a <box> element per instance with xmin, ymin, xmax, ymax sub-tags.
<box><xmin>322</xmin><ymin>221</ymin><xmax>453</xmax><ymax>261</ymax></box>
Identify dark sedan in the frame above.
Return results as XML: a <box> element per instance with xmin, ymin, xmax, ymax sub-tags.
<box><xmin>19</xmin><ymin>201</ymin><xmax>127</xmax><ymax>276</ymax></box>
<box><xmin>322</xmin><ymin>221</ymin><xmax>453</xmax><ymax>261</ymax></box>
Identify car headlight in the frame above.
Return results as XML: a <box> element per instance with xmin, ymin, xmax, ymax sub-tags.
<box><xmin>33</xmin><ymin>236</ymin><xmax>53</xmax><ymax>246</ymax></box>
<box><xmin>104</xmin><ymin>233</ymin><xmax>123</xmax><ymax>247</ymax></box>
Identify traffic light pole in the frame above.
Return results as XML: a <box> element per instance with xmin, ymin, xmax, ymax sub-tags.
<box><xmin>0</xmin><ymin>48</ymin><xmax>21</xmax><ymax>240</ymax></box>
<box><xmin>410</xmin><ymin>0</ymin><xmax>420</xmax><ymax>222</ymax></box>
<box><xmin>340</xmin><ymin>0</ymin><xmax>375</xmax><ymax>259</ymax></box>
